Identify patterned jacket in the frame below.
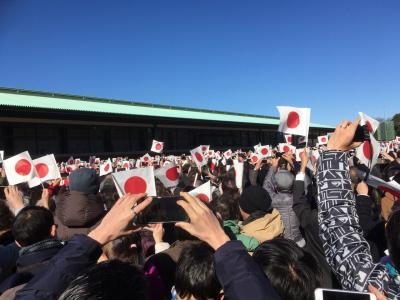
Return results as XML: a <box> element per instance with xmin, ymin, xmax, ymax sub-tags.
<box><xmin>317</xmin><ymin>151</ymin><xmax>400</xmax><ymax>299</ymax></box>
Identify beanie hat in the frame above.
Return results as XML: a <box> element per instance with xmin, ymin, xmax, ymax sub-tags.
<box><xmin>239</xmin><ymin>186</ymin><xmax>272</xmax><ymax>214</ymax></box>
<box><xmin>274</xmin><ymin>170</ymin><xmax>294</xmax><ymax>193</ymax></box>
<box><xmin>69</xmin><ymin>168</ymin><xmax>100</xmax><ymax>194</ymax></box>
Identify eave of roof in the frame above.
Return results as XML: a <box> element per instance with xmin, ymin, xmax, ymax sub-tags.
<box><xmin>0</xmin><ymin>87</ymin><xmax>333</xmax><ymax>129</ymax></box>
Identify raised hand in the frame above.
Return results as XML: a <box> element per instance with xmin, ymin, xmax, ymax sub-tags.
<box><xmin>327</xmin><ymin>118</ymin><xmax>361</xmax><ymax>152</ymax></box>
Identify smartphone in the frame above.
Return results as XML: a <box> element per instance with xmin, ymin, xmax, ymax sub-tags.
<box><xmin>133</xmin><ymin>196</ymin><xmax>188</xmax><ymax>224</ymax></box>
<box><xmin>314</xmin><ymin>288</ymin><xmax>377</xmax><ymax>300</ymax></box>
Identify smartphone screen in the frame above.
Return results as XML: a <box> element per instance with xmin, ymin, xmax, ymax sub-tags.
<box><xmin>134</xmin><ymin>196</ymin><xmax>188</xmax><ymax>224</ymax></box>
<box><xmin>321</xmin><ymin>290</ymin><xmax>372</xmax><ymax>300</ymax></box>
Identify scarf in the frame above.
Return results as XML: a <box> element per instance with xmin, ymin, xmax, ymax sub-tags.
<box><xmin>19</xmin><ymin>238</ymin><xmax>64</xmax><ymax>256</ymax></box>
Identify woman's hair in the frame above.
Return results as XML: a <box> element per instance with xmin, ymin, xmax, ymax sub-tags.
<box><xmin>103</xmin><ymin>233</ymin><xmax>143</xmax><ymax>266</ymax></box>
<box><xmin>0</xmin><ymin>200</ymin><xmax>14</xmax><ymax>232</ymax></box>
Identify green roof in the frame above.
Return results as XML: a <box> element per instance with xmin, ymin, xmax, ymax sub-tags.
<box><xmin>0</xmin><ymin>87</ymin><xmax>332</xmax><ymax>128</ymax></box>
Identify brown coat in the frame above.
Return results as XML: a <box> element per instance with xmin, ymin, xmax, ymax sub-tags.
<box><xmin>381</xmin><ymin>192</ymin><xmax>395</xmax><ymax>221</ymax></box>
<box><xmin>240</xmin><ymin>209</ymin><xmax>284</xmax><ymax>243</ymax></box>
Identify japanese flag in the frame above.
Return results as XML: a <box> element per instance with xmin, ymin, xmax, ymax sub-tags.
<box><xmin>210</xmin><ymin>159</ymin><xmax>218</xmax><ymax>171</ymax></box>
<box><xmin>189</xmin><ymin>181</ymin><xmax>212</xmax><ymax>203</ymax></box>
<box><xmin>395</xmin><ymin>136</ymin><xmax>400</xmax><ymax>143</ymax></box>
<box><xmin>112</xmin><ymin>166</ymin><xmax>156</xmax><ymax>197</ymax></box>
<box><xmin>154</xmin><ymin>162</ymin><xmax>179</xmax><ymax>188</ymax></box>
<box><xmin>223</xmin><ymin>149</ymin><xmax>233</xmax><ymax>159</ymax></box>
<box><xmin>277</xmin><ymin>143</ymin><xmax>296</xmax><ymax>153</ymax></box>
<box><xmin>151</xmin><ymin>140</ymin><xmax>164</xmax><ymax>153</ymax></box>
<box><xmin>317</xmin><ymin>135</ymin><xmax>329</xmax><ymax>145</ymax></box>
<box><xmin>310</xmin><ymin>149</ymin><xmax>320</xmax><ymax>162</ymax></box>
<box><xmin>250</xmin><ymin>153</ymin><xmax>261</xmax><ymax>164</ymax></box>
<box><xmin>200</xmin><ymin>145</ymin><xmax>210</xmax><ymax>153</ymax></box>
<box><xmin>3</xmin><ymin>151</ymin><xmax>35</xmax><ymax>185</ymax></box>
<box><xmin>206</xmin><ymin>149</ymin><xmax>215</xmax><ymax>158</ymax></box>
<box><xmin>254</xmin><ymin>143</ymin><xmax>261</xmax><ymax>153</ymax></box>
<box><xmin>277</xmin><ymin>106</ymin><xmax>311</xmax><ymax>137</ymax></box>
<box><xmin>141</xmin><ymin>153</ymin><xmax>152</xmax><ymax>163</ymax></box>
<box><xmin>366</xmin><ymin>174</ymin><xmax>400</xmax><ymax>198</ymax></box>
<box><xmin>359</xmin><ymin>112</ymin><xmax>380</xmax><ymax>134</ymax></box>
<box><xmin>122</xmin><ymin>160</ymin><xmax>130</xmax><ymax>170</ymax></box>
<box><xmin>356</xmin><ymin>135</ymin><xmax>380</xmax><ymax>169</ymax></box>
<box><xmin>34</xmin><ymin>154</ymin><xmax>60</xmax><ymax>181</ymax></box>
<box><xmin>297</xmin><ymin>136</ymin><xmax>307</xmax><ymax>145</ymax></box>
<box><xmin>100</xmin><ymin>159</ymin><xmax>112</xmax><ymax>176</ymax></box>
<box><xmin>190</xmin><ymin>146</ymin><xmax>207</xmax><ymax>168</ymax></box>
<box><xmin>233</xmin><ymin>160</ymin><xmax>244</xmax><ymax>190</ymax></box>
<box><xmin>67</xmin><ymin>156</ymin><xmax>74</xmax><ymax>165</ymax></box>
<box><xmin>258</xmin><ymin>145</ymin><xmax>272</xmax><ymax>158</ymax></box>
<box><xmin>284</xmin><ymin>134</ymin><xmax>293</xmax><ymax>144</ymax></box>
<box><xmin>295</xmin><ymin>148</ymin><xmax>306</xmax><ymax>162</ymax></box>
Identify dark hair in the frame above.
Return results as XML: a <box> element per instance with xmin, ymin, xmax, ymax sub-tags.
<box><xmin>0</xmin><ymin>200</ymin><xmax>14</xmax><ymax>232</ymax></box>
<box><xmin>386</xmin><ymin>209</ymin><xmax>400</xmax><ymax>271</ymax></box>
<box><xmin>155</xmin><ymin>179</ymin><xmax>173</xmax><ymax>197</ymax></box>
<box><xmin>100</xmin><ymin>177</ymin><xmax>119</xmax><ymax>210</ymax></box>
<box><xmin>59</xmin><ymin>260</ymin><xmax>147</xmax><ymax>300</ymax></box>
<box><xmin>175</xmin><ymin>241</ymin><xmax>221</xmax><ymax>300</ymax></box>
<box><xmin>103</xmin><ymin>233</ymin><xmax>143</xmax><ymax>266</ymax></box>
<box><xmin>221</xmin><ymin>176</ymin><xmax>238</xmax><ymax>194</ymax></box>
<box><xmin>12</xmin><ymin>206</ymin><xmax>54</xmax><ymax>247</ymax></box>
<box><xmin>212</xmin><ymin>192</ymin><xmax>240</xmax><ymax>220</ymax></box>
<box><xmin>253</xmin><ymin>238</ymin><xmax>322</xmax><ymax>300</ymax></box>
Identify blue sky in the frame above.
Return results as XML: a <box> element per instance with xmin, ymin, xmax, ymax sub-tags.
<box><xmin>0</xmin><ymin>0</ymin><xmax>399</xmax><ymax>126</ymax></box>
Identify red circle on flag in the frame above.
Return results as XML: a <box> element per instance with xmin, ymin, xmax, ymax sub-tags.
<box><xmin>195</xmin><ymin>152</ymin><xmax>203</xmax><ymax>162</ymax></box>
<box><xmin>104</xmin><ymin>164</ymin><xmax>110</xmax><ymax>172</ymax></box>
<box><xmin>283</xmin><ymin>146</ymin><xmax>290</xmax><ymax>153</ymax></box>
<box><xmin>166</xmin><ymin>167</ymin><xmax>178</xmax><ymax>181</ymax></box>
<box><xmin>201</xmin><ymin>146</ymin><xmax>207</xmax><ymax>152</ymax></box>
<box><xmin>155</xmin><ymin>143</ymin><xmax>162</xmax><ymax>150</ymax></box>
<box><xmin>261</xmin><ymin>148</ymin><xmax>268</xmax><ymax>155</ymax></box>
<box><xmin>287</xmin><ymin>136</ymin><xmax>292</xmax><ymax>143</ymax></box>
<box><xmin>251</xmin><ymin>156</ymin><xmax>258</xmax><ymax>163</ymax></box>
<box><xmin>124</xmin><ymin>176</ymin><xmax>147</xmax><ymax>194</ymax></box>
<box><xmin>366</xmin><ymin>121</ymin><xmax>373</xmax><ymax>133</ymax></box>
<box><xmin>15</xmin><ymin>159</ymin><xmax>32</xmax><ymax>176</ymax></box>
<box><xmin>124</xmin><ymin>163</ymin><xmax>129</xmax><ymax>169</ymax></box>
<box><xmin>363</xmin><ymin>141</ymin><xmax>372</xmax><ymax>160</ymax></box>
<box><xmin>287</xmin><ymin>112</ymin><xmax>300</xmax><ymax>128</ymax></box>
<box><xmin>35</xmin><ymin>163</ymin><xmax>49</xmax><ymax>178</ymax></box>
<box><xmin>321</xmin><ymin>137</ymin><xmax>327</xmax><ymax>143</ymax></box>
<box><xmin>195</xmin><ymin>193</ymin><xmax>209</xmax><ymax>203</ymax></box>
<box><xmin>143</xmin><ymin>156</ymin><xmax>149</xmax><ymax>162</ymax></box>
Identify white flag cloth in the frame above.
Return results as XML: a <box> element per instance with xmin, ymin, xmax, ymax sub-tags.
<box><xmin>298</xmin><ymin>136</ymin><xmax>307</xmax><ymax>145</ymax></box>
<box><xmin>141</xmin><ymin>153</ymin><xmax>152</xmax><ymax>163</ymax></box>
<box><xmin>356</xmin><ymin>135</ymin><xmax>380</xmax><ymax>169</ymax></box>
<box><xmin>258</xmin><ymin>145</ymin><xmax>272</xmax><ymax>158</ymax></box>
<box><xmin>100</xmin><ymin>159</ymin><xmax>112</xmax><ymax>176</ymax></box>
<box><xmin>277</xmin><ymin>143</ymin><xmax>296</xmax><ymax>153</ymax></box>
<box><xmin>284</xmin><ymin>134</ymin><xmax>293</xmax><ymax>144</ymax></box>
<box><xmin>67</xmin><ymin>156</ymin><xmax>74</xmax><ymax>165</ymax></box>
<box><xmin>396</xmin><ymin>136</ymin><xmax>400</xmax><ymax>143</ymax></box>
<box><xmin>277</xmin><ymin>106</ymin><xmax>311</xmax><ymax>137</ymax></box>
<box><xmin>223</xmin><ymin>149</ymin><xmax>233</xmax><ymax>159</ymax></box>
<box><xmin>310</xmin><ymin>149</ymin><xmax>320</xmax><ymax>162</ymax></box>
<box><xmin>122</xmin><ymin>160</ymin><xmax>130</xmax><ymax>170</ymax></box>
<box><xmin>359</xmin><ymin>112</ymin><xmax>380</xmax><ymax>134</ymax></box>
<box><xmin>31</xmin><ymin>154</ymin><xmax>60</xmax><ymax>183</ymax></box>
<box><xmin>3</xmin><ymin>151</ymin><xmax>35</xmax><ymax>185</ymax></box>
<box><xmin>190</xmin><ymin>146</ymin><xmax>207</xmax><ymax>168</ymax></box>
<box><xmin>154</xmin><ymin>162</ymin><xmax>179</xmax><ymax>188</ymax></box>
<box><xmin>112</xmin><ymin>166</ymin><xmax>156</xmax><ymax>197</ymax></box>
<box><xmin>151</xmin><ymin>140</ymin><xmax>164</xmax><ymax>153</ymax></box>
<box><xmin>189</xmin><ymin>181</ymin><xmax>212</xmax><ymax>203</ymax></box>
<box><xmin>317</xmin><ymin>135</ymin><xmax>329</xmax><ymax>145</ymax></box>
<box><xmin>250</xmin><ymin>153</ymin><xmax>261</xmax><ymax>164</ymax></box>
<box><xmin>206</xmin><ymin>149</ymin><xmax>215</xmax><ymax>158</ymax></box>
<box><xmin>366</xmin><ymin>174</ymin><xmax>400</xmax><ymax>198</ymax></box>
<box><xmin>0</xmin><ymin>150</ymin><xmax>4</xmax><ymax>163</ymax></box>
<box><xmin>233</xmin><ymin>160</ymin><xmax>244</xmax><ymax>190</ymax></box>
<box><xmin>201</xmin><ymin>145</ymin><xmax>210</xmax><ymax>153</ymax></box>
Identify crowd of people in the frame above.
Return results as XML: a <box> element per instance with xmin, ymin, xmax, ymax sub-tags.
<box><xmin>0</xmin><ymin>118</ymin><xmax>400</xmax><ymax>300</ymax></box>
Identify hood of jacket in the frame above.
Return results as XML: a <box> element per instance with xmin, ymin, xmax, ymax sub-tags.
<box><xmin>240</xmin><ymin>208</ymin><xmax>284</xmax><ymax>243</ymax></box>
<box><xmin>55</xmin><ymin>190</ymin><xmax>105</xmax><ymax>228</ymax></box>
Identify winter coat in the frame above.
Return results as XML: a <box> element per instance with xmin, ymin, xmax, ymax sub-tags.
<box><xmin>317</xmin><ymin>151</ymin><xmax>400</xmax><ymax>299</ymax></box>
<box><xmin>263</xmin><ymin>168</ymin><xmax>304</xmax><ymax>244</ymax></box>
<box><xmin>240</xmin><ymin>209</ymin><xmax>283</xmax><ymax>243</ymax></box>
<box><xmin>0</xmin><ymin>244</ymin><xmax>19</xmax><ymax>284</ymax></box>
<box><xmin>55</xmin><ymin>188</ymin><xmax>105</xmax><ymax>241</ymax></box>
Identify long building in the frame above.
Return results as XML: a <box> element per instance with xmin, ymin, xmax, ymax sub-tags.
<box><xmin>0</xmin><ymin>87</ymin><xmax>332</xmax><ymax>159</ymax></box>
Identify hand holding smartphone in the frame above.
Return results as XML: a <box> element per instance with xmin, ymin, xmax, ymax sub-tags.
<box><xmin>314</xmin><ymin>288</ymin><xmax>377</xmax><ymax>300</ymax></box>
